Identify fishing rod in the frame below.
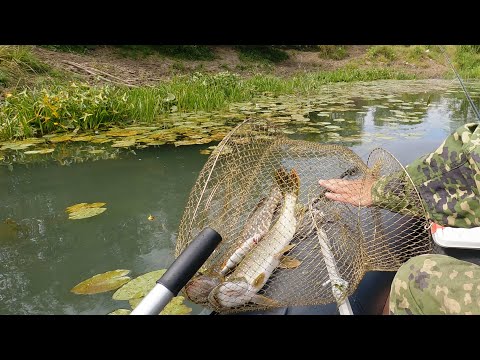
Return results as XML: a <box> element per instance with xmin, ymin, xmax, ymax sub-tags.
<box><xmin>438</xmin><ymin>45</ymin><xmax>480</xmax><ymax>122</ymax></box>
<box><xmin>131</xmin><ymin>227</ymin><xmax>222</xmax><ymax>315</ymax></box>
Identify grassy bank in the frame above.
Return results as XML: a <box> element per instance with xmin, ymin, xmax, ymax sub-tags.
<box><xmin>1</xmin><ymin>45</ymin><xmax>480</xmax><ymax>141</ymax></box>
<box><xmin>0</xmin><ymin>68</ymin><xmax>414</xmax><ymax>140</ymax></box>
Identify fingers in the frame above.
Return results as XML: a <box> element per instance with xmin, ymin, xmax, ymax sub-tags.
<box><xmin>318</xmin><ymin>178</ymin><xmax>362</xmax><ymax>193</ymax></box>
<box><xmin>324</xmin><ymin>191</ymin><xmax>357</xmax><ymax>205</ymax></box>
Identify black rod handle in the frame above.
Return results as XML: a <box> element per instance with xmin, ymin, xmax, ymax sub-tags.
<box><xmin>157</xmin><ymin>227</ymin><xmax>222</xmax><ymax>295</ymax></box>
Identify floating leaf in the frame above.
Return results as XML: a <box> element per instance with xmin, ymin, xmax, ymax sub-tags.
<box><xmin>1</xmin><ymin>143</ymin><xmax>35</xmax><ymax>151</ymax></box>
<box><xmin>129</xmin><ymin>297</ymin><xmax>143</xmax><ymax>309</ymax></box>
<box><xmin>145</xmin><ymin>141</ymin><xmax>167</xmax><ymax>146</ymax></box>
<box><xmin>24</xmin><ymin>149</ymin><xmax>55</xmax><ymax>155</ymax></box>
<box><xmin>199</xmin><ymin>149</ymin><xmax>211</xmax><ymax>155</ymax></box>
<box><xmin>66</xmin><ymin>202</ymin><xmax>106</xmax><ymax>213</ymax></box>
<box><xmin>48</xmin><ymin>135</ymin><xmax>73</xmax><ymax>143</ymax></box>
<box><xmin>129</xmin><ymin>295</ymin><xmax>192</xmax><ymax>315</ymax></box>
<box><xmin>160</xmin><ymin>296</ymin><xmax>192</xmax><ymax>315</ymax></box>
<box><xmin>71</xmin><ymin>269</ymin><xmax>131</xmax><ymax>295</ymax></box>
<box><xmin>105</xmin><ymin>129</ymin><xmax>141</xmax><ymax>137</ymax></box>
<box><xmin>108</xmin><ymin>309</ymin><xmax>131</xmax><ymax>315</ymax></box>
<box><xmin>68</xmin><ymin>207</ymin><xmax>107</xmax><ymax>220</ymax></box>
<box><xmin>66</xmin><ymin>202</ymin><xmax>107</xmax><ymax>220</ymax></box>
<box><xmin>113</xmin><ymin>269</ymin><xmax>167</xmax><ymax>300</ymax></box>
<box><xmin>90</xmin><ymin>136</ymin><xmax>113</xmax><ymax>144</ymax></box>
<box><xmin>71</xmin><ymin>135</ymin><xmax>95</xmax><ymax>142</ymax></box>
<box><xmin>111</xmin><ymin>139</ymin><xmax>136</xmax><ymax>148</ymax></box>
<box><xmin>174</xmin><ymin>138</ymin><xmax>213</xmax><ymax>147</ymax></box>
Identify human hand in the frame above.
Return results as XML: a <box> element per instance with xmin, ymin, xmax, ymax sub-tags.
<box><xmin>318</xmin><ymin>178</ymin><xmax>375</xmax><ymax>207</ymax></box>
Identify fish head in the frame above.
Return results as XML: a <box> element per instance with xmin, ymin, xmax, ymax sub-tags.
<box><xmin>184</xmin><ymin>274</ymin><xmax>221</xmax><ymax>304</ymax></box>
<box><xmin>208</xmin><ymin>278</ymin><xmax>251</xmax><ymax>309</ymax></box>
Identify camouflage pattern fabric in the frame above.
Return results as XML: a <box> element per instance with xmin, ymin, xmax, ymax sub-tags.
<box><xmin>372</xmin><ymin>123</ymin><xmax>480</xmax><ymax>228</ymax></box>
<box><xmin>389</xmin><ymin>254</ymin><xmax>480</xmax><ymax>315</ymax></box>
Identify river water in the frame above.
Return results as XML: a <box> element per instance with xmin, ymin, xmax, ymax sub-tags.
<box><xmin>0</xmin><ymin>79</ymin><xmax>479</xmax><ymax>314</ymax></box>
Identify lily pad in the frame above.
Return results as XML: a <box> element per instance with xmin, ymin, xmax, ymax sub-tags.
<box><xmin>71</xmin><ymin>135</ymin><xmax>95</xmax><ymax>142</ymax></box>
<box><xmin>108</xmin><ymin>309</ymin><xmax>131</xmax><ymax>315</ymax></box>
<box><xmin>0</xmin><ymin>143</ymin><xmax>35</xmax><ymax>151</ymax></box>
<box><xmin>160</xmin><ymin>296</ymin><xmax>192</xmax><ymax>315</ymax></box>
<box><xmin>71</xmin><ymin>269</ymin><xmax>131</xmax><ymax>295</ymax></box>
<box><xmin>24</xmin><ymin>149</ymin><xmax>55</xmax><ymax>155</ymax></box>
<box><xmin>174</xmin><ymin>138</ymin><xmax>213</xmax><ymax>147</ymax></box>
<box><xmin>66</xmin><ymin>202</ymin><xmax>106</xmax><ymax>213</ymax></box>
<box><xmin>48</xmin><ymin>135</ymin><xmax>73</xmax><ymax>143</ymax></box>
<box><xmin>111</xmin><ymin>139</ymin><xmax>136</xmax><ymax>148</ymax></box>
<box><xmin>145</xmin><ymin>141</ymin><xmax>167</xmax><ymax>146</ymax></box>
<box><xmin>66</xmin><ymin>202</ymin><xmax>107</xmax><ymax>220</ymax></box>
<box><xmin>90</xmin><ymin>136</ymin><xmax>113</xmax><ymax>144</ymax></box>
<box><xmin>129</xmin><ymin>297</ymin><xmax>143</xmax><ymax>309</ymax></box>
<box><xmin>105</xmin><ymin>129</ymin><xmax>141</xmax><ymax>137</ymax></box>
<box><xmin>68</xmin><ymin>207</ymin><xmax>107</xmax><ymax>220</ymax></box>
<box><xmin>112</xmin><ymin>269</ymin><xmax>167</xmax><ymax>300</ymax></box>
<box><xmin>129</xmin><ymin>295</ymin><xmax>192</xmax><ymax>315</ymax></box>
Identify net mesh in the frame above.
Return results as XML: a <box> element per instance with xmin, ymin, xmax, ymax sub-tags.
<box><xmin>176</xmin><ymin>118</ymin><xmax>433</xmax><ymax>313</ymax></box>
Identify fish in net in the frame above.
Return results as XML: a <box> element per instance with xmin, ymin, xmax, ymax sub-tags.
<box><xmin>176</xmin><ymin>118</ymin><xmax>433</xmax><ymax>314</ymax></box>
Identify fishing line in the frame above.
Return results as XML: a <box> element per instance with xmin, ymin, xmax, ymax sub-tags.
<box><xmin>438</xmin><ymin>45</ymin><xmax>480</xmax><ymax>122</ymax></box>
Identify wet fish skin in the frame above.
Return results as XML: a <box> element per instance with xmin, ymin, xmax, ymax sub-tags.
<box><xmin>220</xmin><ymin>183</ymin><xmax>282</xmax><ymax>276</ymax></box>
<box><xmin>209</xmin><ymin>168</ymin><xmax>300</xmax><ymax>309</ymax></box>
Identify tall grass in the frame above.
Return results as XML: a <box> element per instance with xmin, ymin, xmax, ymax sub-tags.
<box><xmin>366</xmin><ymin>45</ymin><xmax>397</xmax><ymax>61</ymax></box>
<box><xmin>1</xmin><ymin>68</ymin><xmax>415</xmax><ymax>141</ymax></box>
<box><xmin>0</xmin><ymin>83</ymin><xmax>130</xmax><ymax>139</ymax></box>
<box><xmin>455</xmin><ymin>45</ymin><xmax>480</xmax><ymax>79</ymax></box>
<box><xmin>0</xmin><ymin>46</ymin><xmax>51</xmax><ymax>88</ymax></box>
<box><xmin>317</xmin><ymin>45</ymin><xmax>348</xmax><ymax>60</ymax></box>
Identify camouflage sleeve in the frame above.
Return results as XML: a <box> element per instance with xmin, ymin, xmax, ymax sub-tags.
<box><xmin>371</xmin><ymin>123</ymin><xmax>480</xmax><ymax>228</ymax></box>
<box><xmin>389</xmin><ymin>254</ymin><xmax>480</xmax><ymax>315</ymax></box>
<box><xmin>371</xmin><ymin>170</ymin><xmax>425</xmax><ymax>217</ymax></box>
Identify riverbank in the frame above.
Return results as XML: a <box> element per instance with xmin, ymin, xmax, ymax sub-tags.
<box><xmin>1</xmin><ymin>45</ymin><xmax>479</xmax><ymax>141</ymax></box>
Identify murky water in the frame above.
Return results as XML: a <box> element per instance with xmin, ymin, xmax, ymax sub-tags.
<box><xmin>1</xmin><ymin>79</ymin><xmax>479</xmax><ymax>314</ymax></box>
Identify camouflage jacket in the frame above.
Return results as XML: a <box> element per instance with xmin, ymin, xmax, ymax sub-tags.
<box><xmin>371</xmin><ymin>123</ymin><xmax>480</xmax><ymax>228</ymax></box>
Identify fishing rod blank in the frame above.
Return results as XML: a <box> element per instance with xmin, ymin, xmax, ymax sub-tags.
<box><xmin>439</xmin><ymin>45</ymin><xmax>480</xmax><ymax>122</ymax></box>
<box><xmin>131</xmin><ymin>227</ymin><xmax>222</xmax><ymax>315</ymax></box>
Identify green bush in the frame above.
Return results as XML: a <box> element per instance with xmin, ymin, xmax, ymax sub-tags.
<box><xmin>317</xmin><ymin>45</ymin><xmax>348</xmax><ymax>60</ymax></box>
<box><xmin>116</xmin><ymin>45</ymin><xmax>215</xmax><ymax>61</ymax></box>
<box><xmin>236</xmin><ymin>46</ymin><xmax>290</xmax><ymax>63</ymax></box>
<box><xmin>367</xmin><ymin>45</ymin><xmax>397</xmax><ymax>61</ymax></box>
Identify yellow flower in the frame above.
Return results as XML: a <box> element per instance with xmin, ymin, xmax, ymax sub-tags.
<box><xmin>5</xmin><ymin>93</ymin><xmax>12</xmax><ymax>98</ymax></box>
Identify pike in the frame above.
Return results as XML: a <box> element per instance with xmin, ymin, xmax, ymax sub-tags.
<box><xmin>208</xmin><ymin>167</ymin><xmax>301</xmax><ymax>309</ymax></box>
<box><xmin>219</xmin><ymin>179</ymin><xmax>283</xmax><ymax>276</ymax></box>
<box><xmin>183</xmin><ymin>169</ymin><xmax>284</xmax><ymax>304</ymax></box>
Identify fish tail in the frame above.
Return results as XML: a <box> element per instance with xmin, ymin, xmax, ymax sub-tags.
<box><xmin>274</xmin><ymin>167</ymin><xmax>288</xmax><ymax>193</ymax></box>
<box><xmin>274</xmin><ymin>167</ymin><xmax>300</xmax><ymax>195</ymax></box>
<box><xmin>290</xmin><ymin>169</ymin><xmax>300</xmax><ymax>195</ymax></box>
<box><xmin>274</xmin><ymin>167</ymin><xmax>291</xmax><ymax>194</ymax></box>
